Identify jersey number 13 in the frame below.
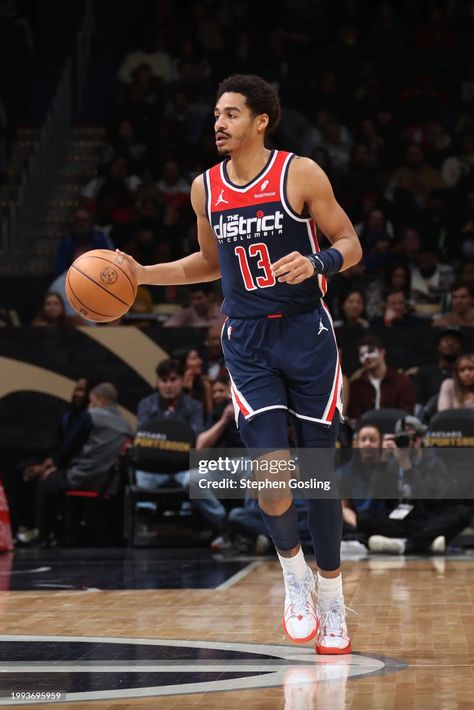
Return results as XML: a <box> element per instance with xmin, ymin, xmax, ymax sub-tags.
<box><xmin>234</xmin><ymin>243</ymin><xmax>276</xmax><ymax>291</ymax></box>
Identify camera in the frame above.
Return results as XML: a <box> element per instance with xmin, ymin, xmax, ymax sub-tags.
<box><xmin>393</xmin><ymin>432</ymin><xmax>412</xmax><ymax>448</ymax></box>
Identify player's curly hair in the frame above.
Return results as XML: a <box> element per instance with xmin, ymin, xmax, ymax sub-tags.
<box><xmin>216</xmin><ymin>74</ymin><xmax>281</xmax><ymax>134</ymax></box>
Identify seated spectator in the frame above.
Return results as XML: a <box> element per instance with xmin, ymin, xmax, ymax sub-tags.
<box><xmin>204</xmin><ymin>320</ymin><xmax>228</xmax><ymax>381</ymax></box>
<box><xmin>173</xmin><ymin>37</ymin><xmax>211</xmax><ymax>92</ymax></box>
<box><xmin>136</xmin><ymin>358</ymin><xmax>204</xmax><ymax>432</ymax></box>
<box><xmin>415</xmin><ymin>327</ymin><xmax>464</xmax><ymax>407</ymax></box>
<box><xmin>191</xmin><ymin>375</ymin><xmax>242</xmax><ymax>551</ymax></box>
<box><xmin>459</xmin><ymin>258</ymin><xmax>474</xmax><ymax>287</ymax></box>
<box><xmin>118</xmin><ymin>30</ymin><xmax>176</xmax><ymax>84</ymax></box>
<box><xmin>362</xmin><ymin>229</ymin><xmax>392</xmax><ymax>276</ymax></box>
<box><xmin>156</xmin><ymin>159</ymin><xmax>191</xmax><ymax>213</ymax></box>
<box><xmin>386</xmin><ymin>143</ymin><xmax>445</xmax><ymax>208</ymax></box>
<box><xmin>339</xmin><ymin>144</ymin><xmax>382</xmax><ymax>220</ymax></box>
<box><xmin>164</xmin><ymin>283</ymin><xmax>225</xmax><ymax>329</ymax></box>
<box><xmin>324</xmin><ymin>262</ymin><xmax>367</xmax><ymax>320</ymax></box>
<box><xmin>35</xmin><ymin>383</ymin><xmax>132</xmax><ymax>545</ymax></box>
<box><xmin>316</xmin><ymin>119</ymin><xmax>353</xmax><ymax>173</ymax></box>
<box><xmin>355</xmin><ymin>207</ymin><xmax>395</xmax><ymax>246</ymax></box>
<box><xmin>392</xmin><ymin>227</ymin><xmax>422</xmax><ymax>269</ymax></box>
<box><xmin>438</xmin><ymin>354</ymin><xmax>474</xmax><ymax>411</ymax></box>
<box><xmin>365</xmin><ymin>262</ymin><xmax>412</xmax><ymax>319</ymax></box>
<box><xmin>370</xmin><ymin>287</ymin><xmax>422</xmax><ymax>327</ymax></box>
<box><xmin>410</xmin><ymin>250</ymin><xmax>454</xmax><ymax>314</ymax></box>
<box><xmin>182</xmin><ymin>348</ymin><xmax>212</xmax><ymax>414</ymax></box>
<box><xmin>333</xmin><ymin>290</ymin><xmax>369</xmax><ymax>328</ymax></box>
<box><xmin>32</xmin><ymin>292</ymin><xmax>73</xmax><ymax>328</ymax></box>
<box><xmin>55</xmin><ymin>208</ymin><xmax>112</xmax><ymax>275</ymax></box>
<box><xmin>24</xmin><ymin>377</ymin><xmax>94</xmax><ymax>481</ymax></box>
<box><xmin>434</xmin><ymin>281</ymin><xmax>474</xmax><ymax>327</ymax></box>
<box><xmin>122</xmin><ymin>221</ymin><xmax>171</xmax><ymax>265</ymax></box>
<box><xmin>17</xmin><ymin>377</ymin><xmax>94</xmax><ymax>542</ymax></box>
<box><xmin>441</xmin><ymin>132</ymin><xmax>474</xmax><ymax>188</ymax></box>
<box><xmin>196</xmin><ymin>377</ymin><xmax>240</xmax><ymax>450</ymax></box>
<box><xmin>117</xmin><ymin>63</ymin><xmax>163</xmax><ymax>137</ymax></box>
<box><xmin>102</xmin><ymin>118</ymin><xmax>148</xmax><ymax>174</ymax></box>
<box><xmin>340</xmin><ymin>419</ymin><xmax>470</xmax><ymax>555</ymax></box>
<box><xmin>347</xmin><ymin>335</ymin><xmax>416</xmax><ymax>421</ymax></box>
<box><xmin>339</xmin><ymin>423</ymin><xmax>391</xmax><ymax>536</ymax></box>
<box><xmin>49</xmin><ymin>247</ymin><xmax>96</xmax><ymax>324</ymax></box>
<box><xmin>81</xmin><ymin>157</ymin><xmax>141</xmax><ymax>229</ymax></box>
<box><xmin>81</xmin><ymin>157</ymin><xmax>142</xmax><ymax>203</ymax></box>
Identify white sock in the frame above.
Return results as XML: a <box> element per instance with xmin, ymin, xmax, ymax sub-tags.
<box><xmin>277</xmin><ymin>547</ymin><xmax>308</xmax><ymax>580</ymax></box>
<box><xmin>317</xmin><ymin>573</ymin><xmax>343</xmax><ymax>609</ymax></box>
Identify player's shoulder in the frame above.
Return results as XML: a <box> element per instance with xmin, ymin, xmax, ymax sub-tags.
<box><xmin>288</xmin><ymin>155</ymin><xmax>328</xmax><ymax>181</ymax></box>
<box><xmin>191</xmin><ymin>173</ymin><xmax>207</xmax><ymax>211</ymax></box>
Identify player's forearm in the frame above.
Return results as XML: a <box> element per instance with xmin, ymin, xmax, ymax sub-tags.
<box><xmin>140</xmin><ymin>252</ymin><xmax>221</xmax><ymax>286</ymax></box>
<box><xmin>330</xmin><ymin>235</ymin><xmax>363</xmax><ymax>271</ymax></box>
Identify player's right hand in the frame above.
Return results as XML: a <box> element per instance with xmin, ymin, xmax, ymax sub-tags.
<box><xmin>115</xmin><ymin>249</ymin><xmax>146</xmax><ymax>285</ymax></box>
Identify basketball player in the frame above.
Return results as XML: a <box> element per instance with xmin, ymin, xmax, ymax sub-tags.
<box><xmin>118</xmin><ymin>75</ymin><xmax>362</xmax><ymax>654</ymax></box>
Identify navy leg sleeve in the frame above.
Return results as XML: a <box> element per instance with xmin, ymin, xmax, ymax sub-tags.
<box><xmin>293</xmin><ymin>414</ymin><xmax>343</xmax><ymax>571</ymax></box>
<box><xmin>239</xmin><ymin>410</ymin><xmax>299</xmax><ymax>551</ymax></box>
<box><xmin>259</xmin><ymin>501</ymin><xmax>300</xmax><ymax>552</ymax></box>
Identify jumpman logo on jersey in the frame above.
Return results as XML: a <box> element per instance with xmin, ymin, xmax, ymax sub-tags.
<box><xmin>215</xmin><ymin>189</ymin><xmax>229</xmax><ymax>207</ymax></box>
<box><xmin>318</xmin><ymin>318</ymin><xmax>329</xmax><ymax>335</ymax></box>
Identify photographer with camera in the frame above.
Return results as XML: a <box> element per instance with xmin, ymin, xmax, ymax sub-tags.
<box><xmin>362</xmin><ymin>416</ymin><xmax>471</xmax><ymax>554</ymax></box>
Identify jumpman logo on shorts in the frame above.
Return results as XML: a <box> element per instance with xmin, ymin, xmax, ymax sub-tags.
<box><xmin>215</xmin><ymin>189</ymin><xmax>229</xmax><ymax>206</ymax></box>
<box><xmin>318</xmin><ymin>318</ymin><xmax>329</xmax><ymax>335</ymax></box>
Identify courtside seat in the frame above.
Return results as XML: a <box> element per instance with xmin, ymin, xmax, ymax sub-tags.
<box><xmin>426</xmin><ymin>409</ymin><xmax>474</xmax><ymax>500</ymax></box>
<box><xmin>62</xmin><ymin>440</ymin><xmax>131</xmax><ymax>547</ymax></box>
<box><xmin>359</xmin><ymin>408</ymin><xmax>408</xmax><ymax>435</ymax></box>
<box><xmin>125</xmin><ymin>419</ymin><xmax>197</xmax><ymax>547</ymax></box>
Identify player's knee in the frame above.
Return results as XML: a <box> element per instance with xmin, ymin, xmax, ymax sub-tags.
<box><xmin>258</xmin><ymin>495</ymin><xmax>293</xmax><ymax>517</ymax></box>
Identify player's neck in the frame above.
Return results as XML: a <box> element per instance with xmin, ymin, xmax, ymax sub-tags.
<box><xmin>226</xmin><ymin>146</ymin><xmax>271</xmax><ymax>186</ymax></box>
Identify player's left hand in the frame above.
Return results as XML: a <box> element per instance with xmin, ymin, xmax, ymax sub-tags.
<box><xmin>271</xmin><ymin>251</ymin><xmax>314</xmax><ymax>284</ymax></box>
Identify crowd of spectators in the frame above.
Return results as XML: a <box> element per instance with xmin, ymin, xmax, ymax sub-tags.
<box><xmin>4</xmin><ymin>0</ymin><xmax>474</xmax><ymax>552</ymax></box>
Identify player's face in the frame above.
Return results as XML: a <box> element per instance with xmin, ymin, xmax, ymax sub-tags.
<box><xmin>214</xmin><ymin>92</ymin><xmax>262</xmax><ymax>156</ymax></box>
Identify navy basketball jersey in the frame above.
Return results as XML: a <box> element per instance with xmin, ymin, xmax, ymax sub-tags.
<box><xmin>204</xmin><ymin>150</ymin><xmax>327</xmax><ymax>318</ymax></box>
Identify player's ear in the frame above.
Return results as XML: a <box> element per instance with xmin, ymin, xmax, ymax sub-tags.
<box><xmin>256</xmin><ymin>113</ymin><xmax>269</xmax><ymax>134</ymax></box>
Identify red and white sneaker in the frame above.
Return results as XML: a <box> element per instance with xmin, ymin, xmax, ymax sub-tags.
<box><xmin>282</xmin><ymin>566</ymin><xmax>318</xmax><ymax>643</ymax></box>
<box><xmin>315</xmin><ymin>601</ymin><xmax>352</xmax><ymax>654</ymax></box>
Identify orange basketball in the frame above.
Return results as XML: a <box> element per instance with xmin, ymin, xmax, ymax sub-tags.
<box><xmin>66</xmin><ymin>249</ymin><xmax>137</xmax><ymax>323</ymax></box>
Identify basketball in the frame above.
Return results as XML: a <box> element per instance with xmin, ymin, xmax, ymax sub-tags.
<box><xmin>65</xmin><ymin>249</ymin><xmax>137</xmax><ymax>322</ymax></box>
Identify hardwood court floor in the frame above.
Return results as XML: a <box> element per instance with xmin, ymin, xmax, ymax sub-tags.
<box><xmin>0</xmin><ymin>554</ymin><xmax>473</xmax><ymax>709</ymax></box>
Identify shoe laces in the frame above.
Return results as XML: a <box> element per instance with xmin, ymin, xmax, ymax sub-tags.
<box><xmin>285</xmin><ymin>572</ymin><xmax>314</xmax><ymax>615</ymax></box>
<box><xmin>319</xmin><ymin>603</ymin><xmax>357</xmax><ymax>637</ymax></box>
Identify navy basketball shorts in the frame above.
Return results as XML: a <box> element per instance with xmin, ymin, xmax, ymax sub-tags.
<box><xmin>221</xmin><ymin>301</ymin><xmax>343</xmax><ymax>429</ymax></box>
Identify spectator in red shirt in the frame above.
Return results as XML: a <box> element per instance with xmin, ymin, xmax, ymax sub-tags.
<box><xmin>347</xmin><ymin>335</ymin><xmax>416</xmax><ymax>421</ymax></box>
